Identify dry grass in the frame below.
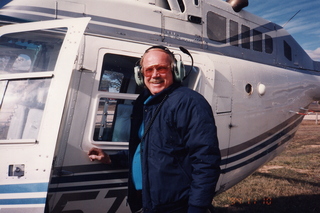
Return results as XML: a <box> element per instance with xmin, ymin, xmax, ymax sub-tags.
<box><xmin>213</xmin><ymin>120</ymin><xmax>320</xmax><ymax>213</ymax></box>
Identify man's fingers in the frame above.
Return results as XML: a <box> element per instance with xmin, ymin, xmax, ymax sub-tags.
<box><xmin>88</xmin><ymin>155</ymin><xmax>102</xmax><ymax>161</ymax></box>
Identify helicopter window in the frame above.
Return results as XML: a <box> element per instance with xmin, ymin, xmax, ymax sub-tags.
<box><xmin>177</xmin><ymin>0</ymin><xmax>185</xmax><ymax>12</ymax></box>
<box><xmin>99</xmin><ymin>54</ymin><xmax>142</xmax><ymax>94</ymax></box>
<box><xmin>253</xmin><ymin>29</ymin><xmax>262</xmax><ymax>52</ymax></box>
<box><xmin>230</xmin><ymin>20</ymin><xmax>239</xmax><ymax>46</ymax></box>
<box><xmin>241</xmin><ymin>25</ymin><xmax>250</xmax><ymax>49</ymax></box>
<box><xmin>0</xmin><ymin>78</ymin><xmax>50</xmax><ymax>140</ymax></box>
<box><xmin>94</xmin><ymin>53</ymin><xmax>142</xmax><ymax>142</ymax></box>
<box><xmin>94</xmin><ymin>97</ymin><xmax>134</xmax><ymax>142</ymax></box>
<box><xmin>265</xmin><ymin>34</ymin><xmax>273</xmax><ymax>54</ymax></box>
<box><xmin>0</xmin><ymin>29</ymin><xmax>65</xmax><ymax>142</ymax></box>
<box><xmin>284</xmin><ymin>40</ymin><xmax>292</xmax><ymax>61</ymax></box>
<box><xmin>0</xmin><ymin>30</ymin><xmax>65</xmax><ymax>74</ymax></box>
<box><xmin>207</xmin><ymin>11</ymin><xmax>227</xmax><ymax>43</ymax></box>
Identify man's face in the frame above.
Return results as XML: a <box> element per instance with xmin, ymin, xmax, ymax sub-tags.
<box><xmin>142</xmin><ymin>49</ymin><xmax>174</xmax><ymax>95</ymax></box>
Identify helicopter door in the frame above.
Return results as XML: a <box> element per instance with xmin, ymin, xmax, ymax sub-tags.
<box><xmin>0</xmin><ymin>18</ymin><xmax>90</xmax><ymax>213</ymax></box>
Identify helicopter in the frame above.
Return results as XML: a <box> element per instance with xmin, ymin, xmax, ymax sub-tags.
<box><xmin>0</xmin><ymin>0</ymin><xmax>319</xmax><ymax>212</ymax></box>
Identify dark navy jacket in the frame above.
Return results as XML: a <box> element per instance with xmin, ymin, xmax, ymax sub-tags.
<box><xmin>121</xmin><ymin>83</ymin><xmax>221</xmax><ymax>213</ymax></box>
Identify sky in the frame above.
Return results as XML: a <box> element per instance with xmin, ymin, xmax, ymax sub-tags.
<box><xmin>244</xmin><ymin>0</ymin><xmax>320</xmax><ymax>61</ymax></box>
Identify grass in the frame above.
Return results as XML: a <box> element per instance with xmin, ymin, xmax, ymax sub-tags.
<box><xmin>213</xmin><ymin>120</ymin><xmax>320</xmax><ymax>213</ymax></box>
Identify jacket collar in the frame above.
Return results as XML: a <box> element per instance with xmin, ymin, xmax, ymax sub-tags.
<box><xmin>142</xmin><ymin>82</ymin><xmax>181</xmax><ymax>105</ymax></box>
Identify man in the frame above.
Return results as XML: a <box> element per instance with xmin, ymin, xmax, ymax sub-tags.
<box><xmin>88</xmin><ymin>46</ymin><xmax>221</xmax><ymax>213</ymax></box>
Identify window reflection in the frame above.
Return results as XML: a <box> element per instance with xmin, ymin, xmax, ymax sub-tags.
<box><xmin>12</xmin><ymin>54</ymin><xmax>32</xmax><ymax>72</ymax></box>
<box><xmin>99</xmin><ymin>71</ymin><xmax>124</xmax><ymax>92</ymax></box>
<box><xmin>99</xmin><ymin>53</ymin><xmax>142</xmax><ymax>94</ymax></box>
<box><xmin>0</xmin><ymin>29</ymin><xmax>65</xmax><ymax>74</ymax></box>
<box><xmin>0</xmin><ymin>79</ymin><xmax>50</xmax><ymax>139</ymax></box>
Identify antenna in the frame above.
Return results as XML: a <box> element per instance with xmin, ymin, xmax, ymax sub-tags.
<box><xmin>282</xmin><ymin>10</ymin><xmax>301</xmax><ymax>28</ymax></box>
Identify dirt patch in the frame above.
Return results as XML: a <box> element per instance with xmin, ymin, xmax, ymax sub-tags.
<box><xmin>258</xmin><ymin>165</ymin><xmax>284</xmax><ymax>173</ymax></box>
<box><xmin>308</xmin><ymin>145</ymin><xmax>320</xmax><ymax>148</ymax></box>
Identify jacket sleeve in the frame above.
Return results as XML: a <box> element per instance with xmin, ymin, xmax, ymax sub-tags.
<box><xmin>176</xmin><ymin>93</ymin><xmax>221</xmax><ymax>208</ymax></box>
<box><xmin>109</xmin><ymin>150</ymin><xmax>129</xmax><ymax>169</ymax></box>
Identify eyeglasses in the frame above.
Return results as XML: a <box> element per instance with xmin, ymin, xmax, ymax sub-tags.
<box><xmin>143</xmin><ymin>64</ymin><xmax>171</xmax><ymax>77</ymax></box>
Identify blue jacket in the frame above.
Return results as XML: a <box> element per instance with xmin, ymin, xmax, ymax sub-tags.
<box><xmin>126</xmin><ymin>83</ymin><xmax>221</xmax><ymax>213</ymax></box>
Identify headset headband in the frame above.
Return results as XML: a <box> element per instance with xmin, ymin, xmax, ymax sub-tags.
<box><xmin>144</xmin><ymin>45</ymin><xmax>173</xmax><ymax>54</ymax></box>
<box><xmin>141</xmin><ymin>45</ymin><xmax>176</xmax><ymax>65</ymax></box>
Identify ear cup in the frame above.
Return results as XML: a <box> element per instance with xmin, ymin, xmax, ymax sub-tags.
<box><xmin>134</xmin><ymin>65</ymin><xmax>144</xmax><ymax>87</ymax></box>
<box><xmin>173</xmin><ymin>60</ymin><xmax>186</xmax><ymax>82</ymax></box>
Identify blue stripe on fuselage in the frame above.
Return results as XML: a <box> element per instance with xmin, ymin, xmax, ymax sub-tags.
<box><xmin>0</xmin><ymin>182</ymin><xmax>48</xmax><ymax>194</ymax></box>
<box><xmin>0</xmin><ymin>198</ymin><xmax>46</xmax><ymax>205</ymax></box>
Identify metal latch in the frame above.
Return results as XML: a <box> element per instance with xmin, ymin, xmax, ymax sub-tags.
<box><xmin>8</xmin><ymin>164</ymin><xmax>25</xmax><ymax>177</ymax></box>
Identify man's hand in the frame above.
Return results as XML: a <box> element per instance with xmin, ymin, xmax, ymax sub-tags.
<box><xmin>88</xmin><ymin>147</ymin><xmax>112</xmax><ymax>164</ymax></box>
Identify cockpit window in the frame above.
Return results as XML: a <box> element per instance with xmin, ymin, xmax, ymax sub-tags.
<box><xmin>0</xmin><ymin>29</ymin><xmax>65</xmax><ymax>74</ymax></box>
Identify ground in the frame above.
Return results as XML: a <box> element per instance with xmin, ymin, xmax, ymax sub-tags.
<box><xmin>213</xmin><ymin>120</ymin><xmax>320</xmax><ymax>213</ymax></box>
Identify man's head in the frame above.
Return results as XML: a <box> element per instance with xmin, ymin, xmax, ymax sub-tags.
<box><xmin>140</xmin><ymin>46</ymin><xmax>175</xmax><ymax>95</ymax></box>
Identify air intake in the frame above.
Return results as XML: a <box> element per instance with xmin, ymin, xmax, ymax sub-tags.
<box><xmin>226</xmin><ymin>0</ymin><xmax>249</xmax><ymax>12</ymax></box>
